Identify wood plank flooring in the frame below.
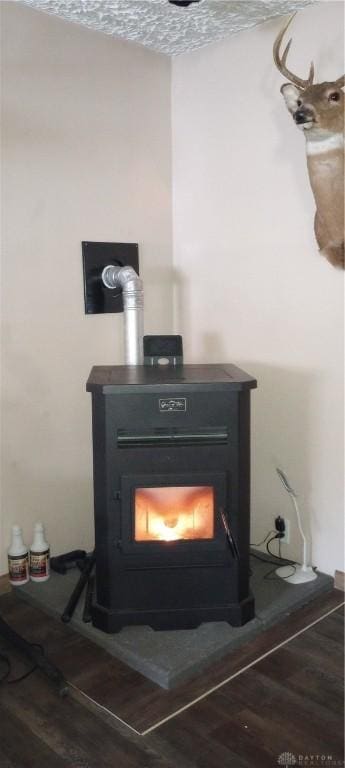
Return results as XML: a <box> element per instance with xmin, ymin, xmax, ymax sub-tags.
<box><xmin>150</xmin><ymin>606</ymin><xmax>344</xmax><ymax>768</ymax></box>
<box><xmin>0</xmin><ymin>591</ymin><xmax>343</xmax><ymax>768</ymax></box>
<box><xmin>0</xmin><ymin>588</ymin><xmax>342</xmax><ymax>732</ymax></box>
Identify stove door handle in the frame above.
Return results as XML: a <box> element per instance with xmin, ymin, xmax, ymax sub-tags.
<box><xmin>219</xmin><ymin>507</ymin><xmax>240</xmax><ymax>560</ymax></box>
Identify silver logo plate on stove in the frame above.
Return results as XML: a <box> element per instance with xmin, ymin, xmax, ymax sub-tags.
<box><xmin>159</xmin><ymin>397</ymin><xmax>187</xmax><ymax>413</ymax></box>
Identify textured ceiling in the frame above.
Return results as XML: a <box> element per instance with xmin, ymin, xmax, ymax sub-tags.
<box><xmin>21</xmin><ymin>0</ymin><xmax>313</xmax><ymax>56</ymax></box>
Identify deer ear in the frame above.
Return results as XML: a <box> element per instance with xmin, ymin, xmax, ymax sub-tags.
<box><xmin>280</xmin><ymin>83</ymin><xmax>301</xmax><ymax>113</ymax></box>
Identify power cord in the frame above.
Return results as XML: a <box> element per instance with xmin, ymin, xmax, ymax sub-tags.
<box><xmin>0</xmin><ymin>615</ymin><xmax>67</xmax><ymax>695</ymax></box>
<box><xmin>250</xmin><ymin>532</ymin><xmax>297</xmax><ymax>580</ymax></box>
<box><xmin>250</xmin><ymin>530</ymin><xmax>276</xmax><ymax>547</ymax></box>
<box><xmin>0</xmin><ymin>642</ymin><xmax>45</xmax><ymax>685</ymax></box>
<box><xmin>266</xmin><ymin>535</ymin><xmax>286</xmax><ymax>559</ymax></box>
<box><xmin>0</xmin><ymin>652</ymin><xmax>10</xmax><ymax>682</ymax></box>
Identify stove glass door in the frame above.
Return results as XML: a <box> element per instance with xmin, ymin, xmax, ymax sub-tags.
<box><xmin>134</xmin><ymin>485</ymin><xmax>214</xmax><ymax>542</ymax></box>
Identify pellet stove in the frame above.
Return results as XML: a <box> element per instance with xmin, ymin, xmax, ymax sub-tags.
<box><xmin>87</xmin><ymin>363</ymin><xmax>257</xmax><ymax>632</ymax></box>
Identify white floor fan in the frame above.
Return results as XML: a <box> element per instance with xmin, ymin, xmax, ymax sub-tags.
<box><xmin>275</xmin><ymin>467</ymin><xmax>317</xmax><ymax>584</ymax></box>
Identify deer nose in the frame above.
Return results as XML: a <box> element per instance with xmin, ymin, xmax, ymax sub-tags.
<box><xmin>295</xmin><ymin>109</ymin><xmax>308</xmax><ymax>124</ymax></box>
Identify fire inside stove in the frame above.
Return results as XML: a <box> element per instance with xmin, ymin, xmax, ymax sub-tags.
<box><xmin>134</xmin><ymin>486</ymin><xmax>214</xmax><ymax>542</ymax></box>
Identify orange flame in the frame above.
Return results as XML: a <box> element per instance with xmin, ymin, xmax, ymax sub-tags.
<box><xmin>134</xmin><ymin>486</ymin><xmax>214</xmax><ymax>542</ymax></box>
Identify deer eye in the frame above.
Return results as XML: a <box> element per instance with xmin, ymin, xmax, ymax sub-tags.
<box><xmin>297</xmin><ymin>99</ymin><xmax>302</xmax><ymax>107</ymax></box>
<box><xmin>329</xmin><ymin>92</ymin><xmax>340</xmax><ymax>101</ymax></box>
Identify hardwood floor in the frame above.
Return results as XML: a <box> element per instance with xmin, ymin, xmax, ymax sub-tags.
<box><xmin>0</xmin><ymin>588</ymin><xmax>343</xmax><ymax>733</ymax></box>
<box><xmin>0</xmin><ymin>575</ymin><xmax>11</xmax><ymax>597</ymax></box>
<box><xmin>0</xmin><ymin>591</ymin><xmax>343</xmax><ymax>768</ymax></box>
<box><xmin>147</xmin><ymin>605</ymin><xmax>344</xmax><ymax>768</ymax></box>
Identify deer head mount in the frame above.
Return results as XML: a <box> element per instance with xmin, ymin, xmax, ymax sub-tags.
<box><xmin>273</xmin><ymin>14</ymin><xmax>344</xmax><ymax>269</ymax></box>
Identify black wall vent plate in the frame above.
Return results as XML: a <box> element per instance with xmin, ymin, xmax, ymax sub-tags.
<box><xmin>82</xmin><ymin>241</ymin><xmax>139</xmax><ymax>314</ymax></box>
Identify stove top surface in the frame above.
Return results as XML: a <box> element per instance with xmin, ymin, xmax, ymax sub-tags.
<box><xmin>87</xmin><ymin>364</ymin><xmax>257</xmax><ymax>393</ymax></box>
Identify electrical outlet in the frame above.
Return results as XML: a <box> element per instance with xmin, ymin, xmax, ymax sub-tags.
<box><xmin>281</xmin><ymin>519</ymin><xmax>290</xmax><ymax>545</ymax></box>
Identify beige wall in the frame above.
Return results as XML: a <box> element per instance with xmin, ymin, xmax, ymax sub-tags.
<box><xmin>0</xmin><ymin>3</ymin><xmax>172</xmax><ymax>571</ymax></box>
<box><xmin>1</xmin><ymin>1</ymin><xmax>344</xmax><ymax>579</ymax></box>
<box><xmin>172</xmin><ymin>2</ymin><xmax>344</xmax><ymax>575</ymax></box>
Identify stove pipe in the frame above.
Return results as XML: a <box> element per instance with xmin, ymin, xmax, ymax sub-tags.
<box><xmin>102</xmin><ymin>265</ymin><xmax>144</xmax><ymax>365</ymax></box>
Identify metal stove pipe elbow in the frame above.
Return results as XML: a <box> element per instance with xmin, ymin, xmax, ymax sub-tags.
<box><xmin>102</xmin><ymin>265</ymin><xmax>144</xmax><ymax>366</ymax></box>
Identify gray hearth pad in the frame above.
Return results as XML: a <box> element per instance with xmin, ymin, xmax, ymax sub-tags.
<box><xmin>16</xmin><ymin>554</ymin><xmax>333</xmax><ymax>689</ymax></box>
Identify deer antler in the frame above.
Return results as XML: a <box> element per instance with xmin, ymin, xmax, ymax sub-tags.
<box><xmin>273</xmin><ymin>13</ymin><xmax>314</xmax><ymax>89</ymax></box>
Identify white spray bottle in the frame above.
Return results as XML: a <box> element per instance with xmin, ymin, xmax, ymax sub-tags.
<box><xmin>30</xmin><ymin>522</ymin><xmax>50</xmax><ymax>582</ymax></box>
<box><xmin>8</xmin><ymin>525</ymin><xmax>29</xmax><ymax>586</ymax></box>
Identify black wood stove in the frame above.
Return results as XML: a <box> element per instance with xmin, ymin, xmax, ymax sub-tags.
<box><xmin>87</xmin><ymin>364</ymin><xmax>257</xmax><ymax>632</ymax></box>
